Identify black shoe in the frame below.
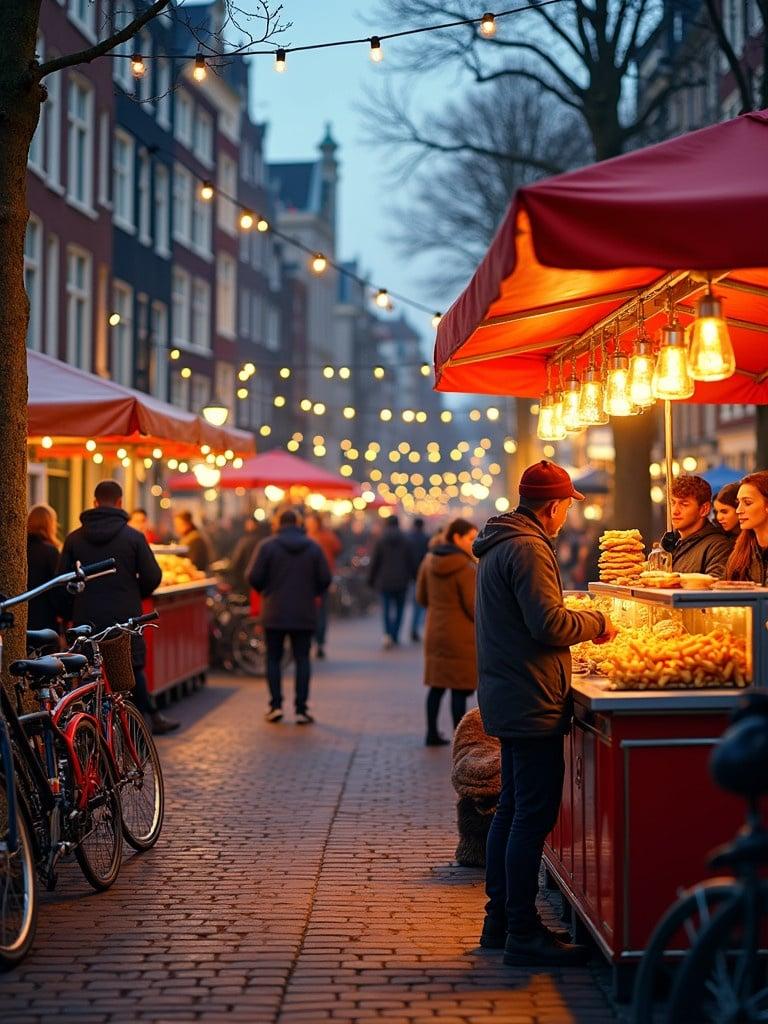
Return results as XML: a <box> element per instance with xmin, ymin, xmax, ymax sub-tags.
<box><xmin>150</xmin><ymin>711</ymin><xmax>180</xmax><ymax>735</ymax></box>
<box><xmin>265</xmin><ymin>708</ymin><xmax>284</xmax><ymax>723</ymax></box>
<box><xmin>425</xmin><ymin>734</ymin><xmax>450</xmax><ymax>747</ymax></box>
<box><xmin>503</xmin><ymin>924</ymin><xmax>589</xmax><ymax>966</ymax></box>
<box><xmin>411</xmin><ymin>632</ymin><xmax>421</xmax><ymax>643</ymax></box>
<box><xmin>316</xmin><ymin>647</ymin><xmax>326</xmax><ymax>659</ymax></box>
<box><xmin>295</xmin><ymin>711</ymin><xmax>315</xmax><ymax>725</ymax></box>
<box><xmin>481</xmin><ymin>917</ymin><xmax>571</xmax><ymax>949</ymax></box>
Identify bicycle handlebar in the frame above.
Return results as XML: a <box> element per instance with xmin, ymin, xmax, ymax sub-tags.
<box><xmin>0</xmin><ymin>559</ymin><xmax>117</xmax><ymax>612</ymax></box>
<box><xmin>86</xmin><ymin>610</ymin><xmax>160</xmax><ymax>644</ymax></box>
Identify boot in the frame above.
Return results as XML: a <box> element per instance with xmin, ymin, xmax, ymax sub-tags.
<box><xmin>150</xmin><ymin>711</ymin><xmax>180</xmax><ymax>735</ymax></box>
<box><xmin>503</xmin><ymin>923</ymin><xmax>588</xmax><ymax>966</ymax></box>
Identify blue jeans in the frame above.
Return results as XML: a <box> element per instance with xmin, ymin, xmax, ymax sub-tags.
<box><xmin>315</xmin><ymin>592</ymin><xmax>329</xmax><ymax>648</ymax></box>
<box><xmin>485</xmin><ymin>735</ymin><xmax>565</xmax><ymax>936</ymax></box>
<box><xmin>265</xmin><ymin>629</ymin><xmax>312</xmax><ymax>713</ymax></box>
<box><xmin>381</xmin><ymin>589</ymin><xmax>407</xmax><ymax>643</ymax></box>
<box><xmin>410</xmin><ymin>585</ymin><xmax>425</xmax><ymax>638</ymax></box>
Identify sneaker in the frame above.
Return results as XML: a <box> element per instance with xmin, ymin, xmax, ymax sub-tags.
<box><xmin>295</xmin><ymin>712</ymin><xmax>315</xmax><ymax>725</ymax></box>
<box><xmin>150</xmin><ymin>712</ymin><xmax>180</xmax><ymax>735</ymax></box>
<box><xmin>265</xmin><ymin>708</ymin><xmax>283</xmax><ymax>723</ymax></box>
<box><xmin>425</xmin><ymin>734</ymin><xmax>450</xmax><ymax>747</ymax></box>
<box><xmin>316</xmin><ymin>646</ymin><xmax>326</xmax><ymax>659</ymax></box>
<box><xmin>503</xmin><ymin>923</ymin><xmax>589</xmax><ymax>966</ymax></box>
<box><xmin>382</xmin><ymin>635</ymin><xmax>393</xmax><ymax>650</ymax></box>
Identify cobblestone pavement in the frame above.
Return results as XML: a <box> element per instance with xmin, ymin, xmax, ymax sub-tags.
<box><xmin>1</xmin><ymin>613</ymin><xmax>624</xmax><ymax>1023</ymax></box>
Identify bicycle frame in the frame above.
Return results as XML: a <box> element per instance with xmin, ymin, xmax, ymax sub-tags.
<box><xmin>0</xmin><ymin>713</ymin><xmax>20</xmax><ymax>855</ymax></box>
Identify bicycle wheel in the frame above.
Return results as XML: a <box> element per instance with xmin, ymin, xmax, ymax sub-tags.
<box><xmin>111</xmin><ymin>702</ymin><xmax>164</xmax><ymax>851</ymax></box>
<box><xmin>69</xmin><ymin>718</ymin><xmax>123</xmax><ymax>891</ymax></box>
<box><xmin>631</xmin><ymin>881</ymin><xmax>735</xmax><ymax>1023</ymax></box>
<box><xmin>232</xmin><ymin>616</ymin><xmax>267</xmax><ymax>676</ymax></box>
<box><xmin>666</xmin><ymin>886</ymin><xmax>768</xmax><ymax>1023</ymax></box>
<box><xmin>0</xmin><ymin>779</ymin><xmax>38</xmax><ymax>970</ymax></box>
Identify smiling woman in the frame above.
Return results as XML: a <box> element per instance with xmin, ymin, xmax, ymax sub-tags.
<box><xmin>726</xmin><ymin>472</ymin><xmax>768</xmax><ymax>584</ymax></box>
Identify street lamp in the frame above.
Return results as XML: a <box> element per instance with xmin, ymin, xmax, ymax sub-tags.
<box><xmin>202</xmin><ymin>402</ymin><xmax>230</xmax><ymax>427</ymax></box>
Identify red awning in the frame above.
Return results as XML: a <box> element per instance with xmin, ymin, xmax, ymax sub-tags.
<box><xmin>168</xmin><ymin>448</ymin><xmax>357</xmax><ymax>495</ymax></box>
<box><xmin>27</xmin><ymin>350</ymin><xmax>255</xmax><ymax>455</ymax></box>
<box><xmin>435</xmin><ymin>111</ymin><xmax>768</xmax><ymax>401</ymax></box>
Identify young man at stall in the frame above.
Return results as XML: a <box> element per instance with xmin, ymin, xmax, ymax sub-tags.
<box><xmin>473</xmin><ymin>461</ymin><xmax>616</xmax><ymax>966</ymax></box>
<box><xmin>669</xmin><ymin>475</ymin><xmax>734</xmax><ymax>576</ymax></box>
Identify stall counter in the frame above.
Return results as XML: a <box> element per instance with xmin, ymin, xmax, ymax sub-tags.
<box><xmin>142</xmin><ymin>579</ymin><xmax>215</xmax><ymax>698</ymax></box>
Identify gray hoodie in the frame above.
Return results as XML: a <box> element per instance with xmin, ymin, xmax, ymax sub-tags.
<box><xmin>472</xmin><ymin>508</ymin><xmax>606</xmax><ymax>739</ymax></box>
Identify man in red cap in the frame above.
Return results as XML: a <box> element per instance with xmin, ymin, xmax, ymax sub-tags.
<box><xmin>472</xmin><ymin>460</ymin><xmax>616</xmax><ymax>965</ymax></box>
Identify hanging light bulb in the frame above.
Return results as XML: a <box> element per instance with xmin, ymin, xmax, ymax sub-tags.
<box><xmin>629</xmin><ymin>337</ymin><xmax>656</xmax><ymax>408</ymax></box>
<box><xmin>131</xmin><ymin>53</ymin><xmax>146</xmax><ymax>79</ymax></box>
<box><xmin>274</xmin><ymin>48</ymin><xmax>287</xmax><ymax>73</ymax></box>
<box><xmin>537</xmin><ymin>392</ymin><xmax>567</xmax><ymax>441</ymax></box>
<box><xmin>561</xmin><ymin>370</ymin><xmax>583</xmax><ymax>432</ymax></box>
<box><xmin>578</xmin><ymin>367</ymin><xmax>609</xmax><ymax>426</ymax></box>
<box><xmin>311</xmin><ymin>253</ymin><xmax>328</xmax><ymax>275</ymax></box>
<box><xmin>199</xmin><ymin>180</ymin><xmax>214</xmax><ymax>201</ymax></box>
<box><xmin>479</xmin><ymin>12</ymin><xmax>497</xmax><ymax>36</ymax></box>
<box><xmin>653</xmin><ymin>319</ymin><xmax>695</xmax><ymax>400</ymax></box>
<box><xmin>256</xmin><ymin>216</ymin><xmax>269</xmax><ymax>232</ymax></box>
<box><xmin>375</xmin><ymin>288</ymin><xmax>389</xmax><ymax>309</ymax></box>
<box><xmin>604</xmin><ymin>353</ymin><xmax>639</xmax><ymax>416</ymax></box>
<box><xmin>688</xmin><ymin>284</ymin><xmax>735</xmax><ymax>382</ymax></box>
<box><xmin>369</xmin><ymin>36</ymin><xmax>383</xmax><ymax>62</ymax></box>
<box><xmin>193</xmin><ymin>51</ymin><xmax>207</xmax><ymax>82</ymax></box>
<box><xmin>239</xmin><ymin>210</ymin><xmax>254</xmax><ymax>230</ymax></box>
<box><xmin>431</xmin><ymin>312</ymin><xmax>442</xmax><ymax>329</ymax></box>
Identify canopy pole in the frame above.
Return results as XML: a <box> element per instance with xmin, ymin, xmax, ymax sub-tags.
<box><xmin>664</xmin><ymin>400</ymin><xmax>674</xmax><ymax>533</ymax></box>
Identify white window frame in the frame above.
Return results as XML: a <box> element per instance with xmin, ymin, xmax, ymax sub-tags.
<box><xmin>66</xmin><ymin>246</ymin><xmax>92</xmax><ymax>370</ymax></box>
<box><xmin>174</xmin><ymin>90</ymin><xmax>193</xmax><ymax>147</ymax></box>
<box><xmin>150</xmin><ymin>301</ymin><xmax>169</xmax><ymax>400</ymax></box>
<box><xmin>66</xmin><ymin>75</ymin><xmax>95</xmax><ymax>214</ymax></box>
<box><xmin>191</xmin><ymin>278</ymin><xmax>211</xmax><ymax>350</ymax></box>
<box><xmin>113</xmin><ymin>1</ymin><xmax>134</xmax><ymax>90</ymax></box>
<box><xmin>137</xmin><ymin>148</ymin><xmax>151</xmax><ymax>245</ymax></box>
<box><xmin>192</xmin><ymin>192</ymin><xmax>212</xmax><ymax>258</ymax></box>
<box><xmin>113</xmin><ymin>129</ymin><xmax>135</xmax><ymax>232</ymax></box>
<box><xmin>24</xmin><ymin>216</ymin><xmax>43</xmax><ymax>352</ymax></box>
<box><xmin>217</xmin><ymin>153</ymin><xmax>237</xmax><ymax>234</ymax></box>
<box><xmin>193</xmin><ymin>109</ymin><xmax>213</xmax><ymax>166</ymax></box>
<box><xmin>216</xmin><ymin>253</ymin><xmax>237</xmax><ymax>338</ymax></box>
<box><xmin>111</xmin><ymin>281</ymin><xmax>134</xmax><ymax>386</ymax></box>
<box><xmin>97</xmin><ymin>111</ymin><xmax>110</xmax><ymax>207</ymax></box>
<box><xmin>154</xmin><ymin>162</ymin><xmax>170</xmax><ymax>257</ymax></box>
<box><xmin>171</xmin><ymin>267</ymin><xmax>191</xmax><ymax>347</ymax></box>
<box><xmin>68</xmin><ymin>0</ymin><xmax>96</xmax><ymax>42</ymax></box>
<box><xmin>156</xmin><ymin>58</ymin><xmax>171</xmax><ymax>128</ymax></box>
<box><xmin>173</xmin><ymin>163</ymin><xmax>193</xmax><ymax>245</ymax></box>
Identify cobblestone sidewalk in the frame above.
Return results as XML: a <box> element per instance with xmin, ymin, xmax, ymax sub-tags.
<box><xmin>1</xmin><ymin>614</ymin><xmax>622</xmax><ymax>1023</ymax></box>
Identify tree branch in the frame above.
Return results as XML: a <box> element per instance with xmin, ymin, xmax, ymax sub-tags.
<box><xmin>703</xmin><ymin>0</ymin><xmax>754</xmax><ymax>111</ymax></box>
<box><xmin>36</xmin><ymin>0</ymin><xmax>172</xmax><ymax>80</ymax></box>
<box><xmin>473</xmin><ymin>65</ymin><xmax>585</xmax><ymax>112</ymax></box>
<box><xmin>475</xmin><ymin>37</ymin><xmax>585</xmax><ymax>97</ymax></box>
<box><xmin>618</xmin><ymin>0</ymin><xmax>651</xmax><ymax>76</ymax></box>
<box><xmin>527</xmin><ymin>4</ymin><xmax>587</xmax><ymax>65</ymax></box>
<box><xmin>622</xmin><ymin>75</ymin><xmax>704</xmax><ymax>140</ymax></box>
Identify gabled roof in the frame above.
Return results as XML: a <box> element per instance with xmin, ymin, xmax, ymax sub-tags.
<box><xmin>269</xmin><ymin>161</ymin><xmax>320</xmax><ymax>213</ymax></box>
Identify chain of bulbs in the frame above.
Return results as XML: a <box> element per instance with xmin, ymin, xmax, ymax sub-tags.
<box><xmin>536</xmin><ymin>287</ymin><xmax>737</xmax><ymax>442</ymax></box>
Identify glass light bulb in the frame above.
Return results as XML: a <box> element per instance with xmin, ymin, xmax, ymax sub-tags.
<box><xmin>275</xmin><ymin>49</ymin><xmax>287</xmax><ymax>73</ymax></box>
<box><xmin>604</xmin><ymin>355</ymin><xmax>638</xmax><ymax>417</ymax></box>
<box><xmin>629</xmin><ymin>346</ymin><xmax>656</xmax><ymax>408</ymax></box>
<box><xmin>688</xmin><ymin>294</ymin><xmax>735</xmax><ymax>381</ymax></box>
<box><xmin>537</xmin><ymin>392</ymin><xmax>567</xmax><ymax>440</ymax></box>
<box><xmin>578</xmin><ymin>371</ymin><xmax>609</xmax><ymax>426</ymax></box>
<box><xmin>652</xmin><ymin>325</ymin><xmax>695</xmax><ymax>400</ymax></box>
<box><xmin>562</xmin><ymin>375</ymin><xmax>582</xmax><ymax>432</ymax></box>
<box><xmin>369</xmin><ymin>37</ymin><xmax>383</xmax><ymax>62</ymax></box>
<box><xmin>480</xmin><ymin>12</ymin><xmax>497</xmax><ymax>36</ymax></box>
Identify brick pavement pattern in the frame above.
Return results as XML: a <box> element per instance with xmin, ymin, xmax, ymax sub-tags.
<box><xmin>0</xmin><ymin>613</ymin><xmax>622</xmax><ymax>1023</ymax></box>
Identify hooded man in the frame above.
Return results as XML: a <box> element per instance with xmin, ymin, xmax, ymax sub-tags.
<box><xmin>667</xmin><ymin>475</ymin><xmax>734</xmax><ymax>576</ymax></box>
<box><xmin>367</xmin><ymin>515</ymin><xmax>418</xmax><ymax>648</ymax></box>
<box><xmin>249</xmin><ymin>508</ymin><xmax>332</xmax><ymax>725</ymax></box>
<box><xmin>59</xmin><ymin>479</ymin><xmax>177</xmax><ymax>735</ymax></box>
<box><xmin>472</xmin><ymin>461</ymin><xmax>615</xmax><ymax>966</ymax></box>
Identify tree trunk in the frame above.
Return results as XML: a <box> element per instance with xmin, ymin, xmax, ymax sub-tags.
<box><xmin>611</xmin><ymin>408</ymin><xmax>659</xmax><ymax>546</ymax></box>
<box><xmin>0</xmin><ymin>3</ymin><xmax>45</xmax><ymax>698</ymax></box>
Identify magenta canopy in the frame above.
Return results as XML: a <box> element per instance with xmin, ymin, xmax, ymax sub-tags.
<box><xmin>168</xmin><ymin>448</ymin><xmax>358</xmax><ymax>496</ymax></box>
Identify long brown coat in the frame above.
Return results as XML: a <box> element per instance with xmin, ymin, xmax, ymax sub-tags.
<box><xmin>416</xmin><ymin>544</ymin><xmax>477</xmax><ymax>692</ymax></box>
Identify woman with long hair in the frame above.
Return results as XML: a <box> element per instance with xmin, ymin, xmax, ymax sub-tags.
<box><xmin>27</xmin><ymin>504</ymin><xmax>61</xmax><ymax>632</ymax></box>
<box><xmin>714</xmin><ymin>482</ymin><xmax>740</xmax><ymax>538</ymax></box>
<box><xmin>725</xmin><ymin>472</ymin><xmax>768</xmax><ymax>584</ymax></box>
<box><xmin>416</xmin><ymin>518</ymin><xmax>478</xmax><ymax>746</ymax></box>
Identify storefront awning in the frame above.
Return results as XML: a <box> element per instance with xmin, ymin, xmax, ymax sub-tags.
<box><xmin>27</xmin><ymin>350</ymin><xmax>255</xmax><ymax>456</ymax></box>
<box><xmin>434</xmin><ymin>111</ymin><xmax>768</xmax><ymax>402</ymax></box>
<box><xmin>168</xmin><ymin>448</ymin><xmax>357</xmax><ymax>495</ymax></box>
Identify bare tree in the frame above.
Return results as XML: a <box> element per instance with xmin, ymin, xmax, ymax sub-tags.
<box><xmin>0</xmin><ymin>0</ymin><xmax>284</xmax><ymax>691</ymax></box>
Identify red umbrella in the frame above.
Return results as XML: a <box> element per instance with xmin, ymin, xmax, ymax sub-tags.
<box><xmin>434</xmin><ymin>111</ymin><xmax>768</xmax><ymax>401</ymax></box>
<box><xmin>168</xmin><ymin>448</ymin><xmax>357</xmax><ymax>496</ymax></box>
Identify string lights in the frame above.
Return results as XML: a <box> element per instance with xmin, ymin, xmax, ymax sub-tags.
<box><xmin>369</xmin><ymin>36</ymin><xmax>383</xmax><ymax>62</ymax></box>
<box><xmin>274</xmin><ymin>48</ymin><xmax>287</xmax><ymax>73</ymax></box>
<box><xmin>193</xmin><ymin>51</ymin><xmax>207</xmax><ymax>82</ymax></box>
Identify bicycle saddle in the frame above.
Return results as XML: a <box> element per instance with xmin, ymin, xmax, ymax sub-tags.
<box><xmin>711</xmin><ymin>696</ymin><xmax>768</xmax><ymax>796</ymax></box>
<box><xmin>26</xmin><ymin>628</ymin><xmax>59</xmax><ymax>650</ymax></box>
<box><xmin>9</xmin><ymin>656</ymin><xmax>64</xmax><ymax>680</ymax></box>
<box><xmin>65</xmin><ymin>624</ymin><xmax>93</xmax><ymax>643</ymax></box>
<box><xmin>56</xmin><ymin>654</ymin><xmax>89</xmax><ymax>674</ymax></box>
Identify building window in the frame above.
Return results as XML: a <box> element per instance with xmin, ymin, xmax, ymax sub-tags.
<box><xmin>45</xmin><ymin>66</ymin><xmax>62</xmax><ymax>187</ymax></box>
<box><xmin>174</xmin><ymin>90</ymin><xmax>193</xmax><ymax>147</ymax></box>
<box><xmin>170</xmin><ymin>373</ymin><xmax>190</xmax><ymax>410</ymax></box>
<box><xmin>113</xmin><ymin>129</ymin><xmax>135</xmax><ymax>230</ymax></box>
<box><xmin>191</xmin><ymin>375</ymin><xmax>210</xmax><ymax>413</ymax></box>
<box><xmin>67</xmin><ymin>76</ymin><xmax>94</xmax><ymax>209</ymax></box>
<box><xmin>173</xmin><ymin>163</ymin><xmax>193</xmax><ymax>244</ymax></box>
<box><xmin>150</xmin><ymin>301</ymin><xmax>168</xmax><ymax>400</ymax></box>
<box><xmin>154</xmin><ymin>163</ymin><xmax>170</xmax><ymax>256</ymax></box>
<box><xmin>265</xmin><ymin>307</ymin><xmax>279</xmax><ymax>351</ymax></box>
<box><xmin>112</xmin><ymin>1</ymin><xmax>134</xmax><ymax>90</ymax></box>
<box><xmin>66</xmin><ymin>247</ymin><xmax>92</xmax><ymax>370</ymax></box>
<box><xmin>138</xmin><ymin>31</ymin><xmax>153</xmax><ymax>107</ymax></box>
<box><xmin>193</xmin><ymin>109</ymin><xmax>213</xmax><ymax>165</ymax></box>
<box><xmin>29</xmin><ymin>38</ymin><xmax>45</xmax><ymax>174</ymax></box>
<box><xmin>191</xmin><ymin>278</ymin><xmax>211</xmax><ymax>350</ymax></box>
<box><xmin>240</xmin><ymin>143</ymin><xmax>251</xmax><ymax>183</ymax></box>
<box><xmin>68</xmin><ymin>0</ymin><xmax>96</xmax><ymax>39</ymax></box>
<box><xmin>45</xmin><ymin>234</ymin><xmax>59</xmax><ymax>357</ymax></box>
<box><xmin>111</xmin><ymin>281</ymin><xmax>133</xmax><ymax>386</ymax></box>
<box><xmin>239</xmin><ymin>286</ymin><xmax>250</xmax><ymax>337</ymax></box>
<box><xmin>24</xmin><ymin>217</ymin><xmax>43</xmax><ymax>352</ymax></box>
<box><xmin>192</xmin><ymin>193</ymin><xmax>212</xmax><ymax>256</ymax></box>
<box><xmin>97</xmin><ymin>111</ymin><xmax>110</xmax><ymax>206</ymax></box>
<box><xmin>137</xmin><ymin>149</ymin><xmax>151</xmax><ymax>244</ymax></box>
<box><xmin>217</xmin><ymin>153</ymin><xmax>237</xmax><ymax>234</ymax></box>
<box><xmin>156</xmin><ymin>59</ymin><xmax>171</xmax><ymax>127</ymax></box>
<box><xmin>216</xmin><ymin>254</ymin><xmax>236</xmax><ymax>337</ymax></box>
<box><xmin>253</xmin><ymin>149</ymin><xmax>263</xmax><ymax>186</ymax></box>
<box><xmin>269</xmin><ymin>242</ymin><xmax>280</xmax><ymax>290</ymax></box>
<box><xmin>171</xmin><ymin>267</ymin><xmax>191</xmax><ymax>346</ymax></box>
<box><xmin>250</xmin><ymin>293</ymin><xmax>260</xmax><ymax>342</ymax></box>
<box><xmin>214</xmin><ymin>362</ymin><xmax>235</xmax><ymax>405</ymax></box>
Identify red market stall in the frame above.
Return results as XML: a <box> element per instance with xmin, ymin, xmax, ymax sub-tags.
<box><xmin>433</xmin><ymin>111</ymin><xmax>768</xmax><ymax>994</ymax></box>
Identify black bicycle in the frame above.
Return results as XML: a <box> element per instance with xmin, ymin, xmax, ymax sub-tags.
<box><xmin>632</xmin><ymin>692</ymin><xmax>768</xmax><ymax>1023</ymax></box>
<box><xmin>0</xmin><ymin>558</ymin><xmax>116</xmax><ymax>970</ymax></box>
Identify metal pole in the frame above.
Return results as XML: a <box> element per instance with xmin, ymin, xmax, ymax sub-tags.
<box><xmin>664</xmin><ymin>400</ymin><xmax>674</xmax><ymax>533</ymax></box>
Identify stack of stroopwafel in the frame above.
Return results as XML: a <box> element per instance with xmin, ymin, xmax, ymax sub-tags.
<box><xmin>598</xmin><ymin>529</ymin><xmax>646</xmax><ymax>584</ymax></box>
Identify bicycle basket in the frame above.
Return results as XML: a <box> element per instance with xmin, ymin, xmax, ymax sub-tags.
<box><xmin>100</xmin><ymin>632</ymin><xmax>136</xmax><ymax>693</ymax></box>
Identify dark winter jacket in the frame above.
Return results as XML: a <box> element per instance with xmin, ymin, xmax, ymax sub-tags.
<box><xmin>416</xmin><ymin>544</ymin><xmax>477</xmax><ymax>691</ymax></box>
<box><xmin>182</xmin><ymin>527</ymin><xmax>213</xmax><ymax>573</ymax></box>
<box><xmin>406</xmin><ymin>527</ymin><xmax>430</xmax><ymax>570</ymax></box>
<box><xmin>670</xmin><ymin>522</ymin><xmax>733</xmax><ymax>578</ymax></box>
<box><xmin>248</xmin><ymin>526</ymin><xmax>332</xmax><ymax>631</ymax></box>
<box><xmin>368</xmin><ymin>527</ymin><xmax>417</xmax><ymax>593</ymax></box>
<box><xmin>59</xmin><ymin>506</ymin><xmax>162</xmax><ymax>666</ymax></box>
<box><xmin>27</xmin><ymin>534</ymin><xmax>61</xmax><ymax>633</ymax></box>
<box><xmin>473</xmin><ymin>508</ymin><xmax>606</xmax><ymax>739</ymax></box>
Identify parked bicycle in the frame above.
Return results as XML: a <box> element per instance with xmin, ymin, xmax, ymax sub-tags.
<box><xmin>632</xmin><ymin>691</ymin><xmax>768</xmax><ymax>1023</ymax></box>
<box><xmin>0</xmin><ymin>558</ymin><xmax>117</xmax><ymax>970</ymax></box>
<box><xmin>207</xmin><ymin>583</ymin><xmax>268</xmax><ymax>676</ymax></box>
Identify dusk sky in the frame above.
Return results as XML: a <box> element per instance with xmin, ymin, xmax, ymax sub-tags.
<box><xmin>251</xmin><ymin>1</ymin><xmax>461</xmax><ymax>356</ymax></box>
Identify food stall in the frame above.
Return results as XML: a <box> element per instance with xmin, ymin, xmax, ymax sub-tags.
<box><xmin>26</xmin><ymin>350</ymin><xmax>254</xmax><ymax>699</ymax></box>
<box><xmin>432</xmin><ymin>111</ymin><xmax>768</xmax><ymax>993</ymax></box>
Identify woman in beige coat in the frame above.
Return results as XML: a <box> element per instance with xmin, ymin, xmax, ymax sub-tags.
<box><xmin>416</xmin><ymin>518</ymin><xmax>478</xmax><ymax>746</ymax></box>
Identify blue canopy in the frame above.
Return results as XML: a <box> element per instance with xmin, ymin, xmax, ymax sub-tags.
<box><xmin>573</xmin><ymin>467</ymin><xmax>611</xmax><ymax>495</ymax></box>
<box><xmin>701</xmin><ymin>464</ymin><xmax>741</xmax><ymax>494</ymax></box>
